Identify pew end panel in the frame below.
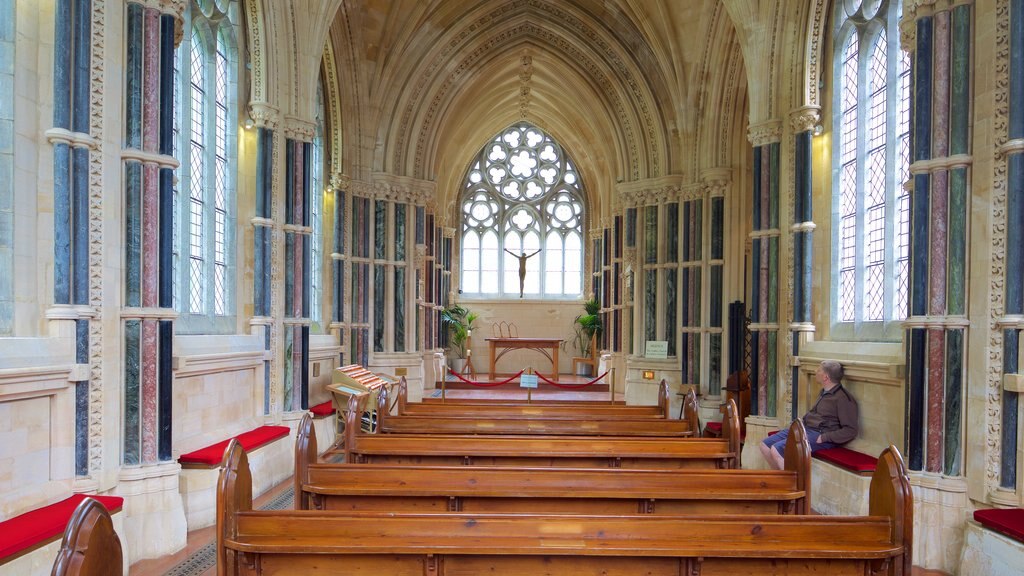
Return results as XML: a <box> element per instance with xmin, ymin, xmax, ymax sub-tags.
<box><xmin>869</xmin><ymin>445</ymin><xmax>914</xmax><ymax>576</ymax></box>
<box><xmin>50</xmin><ymin>497</ymin><xmax>123</xmax><ymax>576</ymax></box>
<box><xmin>216</xmin><ymin>440</ymin><xmax>252</xmax><ymax>576</ymax></box>
<box><xmin>782</xmin><ymin>418</ymin><xmax>812</xmax><ymax>514</ymax></box>
<box><xmin>294</xmin><ymin>414</ymin><xmax>317</xmax><ymax>510</ymax></box>
<box><xmin>721</xmin><ymin>398</ymin><xmax>740</xmax><ymax>469</ymax></box>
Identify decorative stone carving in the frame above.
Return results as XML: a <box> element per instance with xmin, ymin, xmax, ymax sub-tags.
<box><xmin>747</xmin><ymin>119</ymin><xmax>783</xmax><ymax>147</ymax></box>
<box><xmin>788</xmin><ymin>105</ymin><xmax>821</xmax><ymax>133</ymax></box>
<box><xmin>701</xmin><ymin>167</ymin><xmax>731</xmax><ymax>197</ymax></box>
<box><xmin>283</xmin><ymin>116</ymin><xmax>316</xmax><ymax>142</ymax></box>
<box><xmin>322</xmin><ymin>40</ymin><xmax>344</xmax><ymax>176</ymax></box>
<box><xmin>986</xmin><ymin>0</ymin><xmax>1011</xmax><ymax>496</ymax></box>
<box><xmin>519</xmin><ymin>52</ymin><xmax>533</xmax><ymax>119</ymax></box>
<box><xmin>88</xmin><ymin>0</ymin><xmax>108</xmax><ymax>477</ymax></box>
<box><xmin>249</xmin><ymin>101</ymin><xmax>280</xmax><ymax>129</ymax></box>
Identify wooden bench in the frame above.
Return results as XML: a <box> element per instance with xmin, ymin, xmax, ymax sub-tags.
<box><xmin>50</xmin><ymin>497</ymin><xmax>123</xmax><ymax>576</ymax></box>
<box><xmin>0</xmin><ymin>494</ymin><xmax>123</xmax><ymax>575</ymax></box>
<box><xmin>401</xmin><ymin>377</ymin><xmax>671</xmax><ymax>418</ymax></box>
<box><xmin>338</xmin><ymin>394</ymin><xmax>740</xmax><ymax>469</ymax></box>
<box><xmin>378</xmin><ymin>385</ymin><xmax>698</xmax><ymax>437</ymax></box>
<box><xmin>296</xmin><ymin>413</ymin><xmax>811</xmax><ymax>515</ymax></box>
<box><xmin>219</xmin><ymin>439</ymin><xmax>912</xmax><ymax>576</ymax></box>
<box><xmin>177</xmin><ymin>425</ymin><xmax>291</xmax><ymax>529</ymax></box>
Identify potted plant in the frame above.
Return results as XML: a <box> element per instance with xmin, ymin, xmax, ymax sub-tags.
<box><xmin>441</xmin><ymin>304</ymin><xmax>478</xmax><ymax>373</ymax></box>
<box><xmin>570</xmin><ymin>298</ymin><xmax>602</xmax><ymax>376</ymax></box>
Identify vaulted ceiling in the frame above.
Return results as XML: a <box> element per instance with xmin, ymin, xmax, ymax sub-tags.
<box><xmin>324</xmin><ymin>0</ymin><xmax>749</xmax><ymax>219</ymax></box>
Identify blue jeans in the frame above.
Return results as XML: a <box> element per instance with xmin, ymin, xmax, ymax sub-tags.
<box><xmin>762</xmin><ymin>428</ymin><xmax>838</xmax><ymax>456</ymax></box>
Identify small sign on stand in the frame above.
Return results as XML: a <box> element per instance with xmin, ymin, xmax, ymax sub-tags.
<box><xmin>645</xmin><ymin>341</ymin><xmax>668</xmax><ymax>359</ymax></box>
<box><xmin>520</xmin><ymin>373</ymin><xmax>539</xmax><ymax>388</ymax></box>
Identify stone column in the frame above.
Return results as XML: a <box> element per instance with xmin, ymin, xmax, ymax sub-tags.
<box><xmin>903</xmin><ymin>0</ymin><xmax>971</xmax><ymax>477</ymax></box>
<box><xmin>282</xmin><ymin>120</ymin><xmax>315</xmax><ymax>413</ymax></box>
<box><xmin>747</xmin><ymin>120</ymin><xmax>783</xmax><ymax>419</ymax></box>
<box><xmin>789</xmin><ymin>106</ymin><xmax>820</xmax><ymax>420</ymax></box>
<box><xmin>250</xmin><ymin>107</ymin><xmax>277</xmax><ymax>415</ymax></box>
<box><xmin>48</xmin><ymin>0</ymin><xmax>96</xmax><ymax>480</ymax></box>
<box><xmin>118</xmin><ymin>0</ymin><xmax>186</xmax><ymax>560</ymax></box>
<box><xmin>329</xmin><ymin>173</ymin><xmax>347</xmax><ymax>367</ymax></box>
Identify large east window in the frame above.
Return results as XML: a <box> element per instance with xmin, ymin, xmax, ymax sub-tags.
<box><xmin>173</xmin><ymin>0</ymin><xmax>239</xmax><ymax>333</ymax></box>
<box><xmin>831</xmin><ymin>0</ymin><xmax>910</xmax><ymax>339</ymax></box>
<box><xmin>460</xmin><ymin>123</ymin><xmax>584</xmax><ymax>298</ymax></box>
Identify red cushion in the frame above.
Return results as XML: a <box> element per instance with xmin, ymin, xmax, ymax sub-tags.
<box><xmin>309</xmin><ymin>401</ymin><xmax>335</xmax><ymax>417</ymax></box>
<box><xmin>704</xmin><ymin>422</ymin><xmax>722</xmax><ymax>433</ymax></box>
<box><xmin>0</xmin><ymin>494</ymin><xmax>124</xmax><ymax>562</ymax></box>
<box><xmin>813</xmin><ymin>447</ymin><xmax>877</xmax><ymax>473</ymax></box>
<box><xmin>974</xmin><ymin>508</ymin><xmax>1024</xmax><ymax>543</ymax></box>
<box><xmin>766</xmin><ymin>430</ymin><xmax>780</xmax><ymax>437</ymax></box>
<box><xmin>178</xmin><ymin>425</ymin><xmax>290</xmax><ymax>466</ymax></box>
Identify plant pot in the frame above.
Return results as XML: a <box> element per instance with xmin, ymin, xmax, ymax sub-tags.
<box><xmin>449</xmin><ymin>358</ymin><xmax>467</xmax><ymax>374</ymax></box>
<box><xmin>575</xmin><ymin>363</ymin><xmax>593</xmax><ymax>377</ymax></box>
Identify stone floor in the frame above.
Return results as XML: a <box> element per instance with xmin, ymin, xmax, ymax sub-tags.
<box><xmin>131</xmin><ymin>384</ymin><xmax>953</xmax><ymax>576</ymax></box>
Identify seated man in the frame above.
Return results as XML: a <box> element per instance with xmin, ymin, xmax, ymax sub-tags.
<box><xmin>759</xmin><ymin>360</ymin><xmax>858</xmax><ymax>470</ymax></box>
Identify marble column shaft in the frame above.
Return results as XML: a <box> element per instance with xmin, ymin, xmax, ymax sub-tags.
<box><xmin>253</xmin><ymin>127</ymin><xmax>273</xmax><ymax>414</ymax></box>
<box><xmin>283</xmin><ymin>139</ymin><xmax>310</xmax><ymax>412</ymax></box>
<box><xmin>121</xmin><ymin>3</ymin><xmax>175</xmax><ymax>465</ymax></box>
<box><xmin>750</xmin><ymin>142</ymin><xmax>779</xmax><ymax>417</ymax></box>
<box><xmin>906</xmin><ymin>5</ymin><xmax>970</xmax><ymax>476</ymax></box>
<box><xmin>792</xmin><ymin>129</ymin><xmax>813</xmax><ymax>420</ymax></box>
<box><xmin>52</xmin><ymin>0</ymin><xmax>92</xmax><ymax>475</ymax></box>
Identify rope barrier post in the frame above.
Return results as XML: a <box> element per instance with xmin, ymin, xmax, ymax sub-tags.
<box><xmin>610</xmin><ymin>367</ymin><xmax>615</xmax><ymax>402</ymax></box>
<box><xmin>528</xmin><ymin>367</ymin><xmax>534</xmax><ymax>403</ymax></box>
<box><xmin>442</xmin><ymin>366</ymin><xmax>447</xmax><ymax>402</ymax></box>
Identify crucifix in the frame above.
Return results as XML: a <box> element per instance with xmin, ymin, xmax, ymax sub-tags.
<box><xmin>504</xmin><ymin>248</ymin><xmax>541</xmax><ymax>298</ymax></box>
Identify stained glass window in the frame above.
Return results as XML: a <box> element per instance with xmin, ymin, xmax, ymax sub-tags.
<box><xmin>460</xmin><ymin>123</ymin><xmax>585</xmax><ymax>298</ymax></box>
<box><xmin>831</xmin><ymin>0</ymin><xmax>909</xmax><ymax>339</ymax></box>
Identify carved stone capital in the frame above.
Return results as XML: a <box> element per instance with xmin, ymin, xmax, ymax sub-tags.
<box><xmin>283</xmin><ymin>116</ymin><xmax>317</xmax><ymax>142</ymax></box>
<box><xmin>788</xmin><ymin>106</ymin><xmax>821</xmax><ymax>134</ymax></box>
<box><xmin>249</xmin><ymin>101</ymin><xmax>280</xmax><ymax>130</ymax></box>
<box><xmin>331</xmin><ymin>173</ymin><xmax>351</xmax><ymax>191</ymax></box>
<box><xmin>747</xmin><ymin>119</ymin><xmax>783</xmax><ymax>147</ymax></box>
<box><xmin>701</xmin><ymin>167</ymin><xmax>732</xmax><ymax>197</ymax></box>
<box><xmin>442</xmin><ymin>227</ymin><xmax>456</xmax><ymax>239</ymax></box>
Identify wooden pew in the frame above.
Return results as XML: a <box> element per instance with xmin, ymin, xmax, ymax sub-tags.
<box><xmin>50</xmin><ymin>497</ymin><xmax>123</xmax><ymax>576</ymax></box>
<box><xmin>339</xmin><ymin>393</ymin><xmax>740</xmax><ymax>469</ymax></box>
<box><xmin>378</xmin><ymin>385</ymin><xmax>699</xmax><ymax>437</ymax></box>
<box><xmin>296</xmin><ymin>413</ymin><xmax>811</xmax><ymax>515</ymax></box>
<box><xmin>220</xmin><ymin>440</ymin><xmax>912</xmax><ymax>576</ymax></box>
<box><xmin>405</xmin><ymin>378</ymin><xmax>671</xmax><ymax>418</ymax></box>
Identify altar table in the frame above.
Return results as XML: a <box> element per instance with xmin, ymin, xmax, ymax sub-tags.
<box><xmin>485</xmin><ymin>337</ymin><xmax>563</xmax><ymax>381</ymax></box>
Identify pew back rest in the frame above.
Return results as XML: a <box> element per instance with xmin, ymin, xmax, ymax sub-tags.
<box><xmin>50</xmin><ymin>497</ymin><xmax>123</xmax><ymax>576</ymax></box>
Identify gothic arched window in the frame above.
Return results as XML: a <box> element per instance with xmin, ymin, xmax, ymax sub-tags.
<box><xmin>460</xmin><ymin>123</ymin><xmax>585</xmax><ymax>298</ymax></box>
<box><xmin>173</xmin><ymin>0</ymin><xmax>240</xmax><ymax>333</ymax></box>
<box><xmin>309</xmin><ymin>80</ymin><xmax>325</xmax><ymax>327</ymax></box>
<box><xmin>831</xmin><ymin>0</ymin><xmax>910</xmax><ymax>339</ymax></box>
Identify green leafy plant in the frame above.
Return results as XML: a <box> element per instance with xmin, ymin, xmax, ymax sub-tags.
<box><xmin>570</xmin><ymin>297</ymin><xmax>602</xmax><ymax>357</ymax></box>
<box><xmin>441</xmin><ymin>305</ymin><xmax>478</xmax><ymax>359</ymax></box>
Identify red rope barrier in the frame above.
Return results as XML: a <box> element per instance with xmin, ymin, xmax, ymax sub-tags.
<box><xmin>446</xmin><ymin>368</ymin><xmax>525</xmax><ymax>388</ymax></box>
<box><xmin>534</xmin><ymin>370</ymin><xmax>610</xmax><ymax>389</ymax></box>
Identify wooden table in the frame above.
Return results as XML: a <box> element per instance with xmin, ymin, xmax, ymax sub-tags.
<box><xmin>485</xmin><ymin>337</ymin><xmax>562</xmax><ymax>381</ymax></box>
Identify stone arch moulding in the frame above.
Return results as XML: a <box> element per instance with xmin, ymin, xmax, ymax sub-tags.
<box><xmin>321</xmin><ymin>39</ymin><xmax>343</xmax><ymax>178</ymax></box>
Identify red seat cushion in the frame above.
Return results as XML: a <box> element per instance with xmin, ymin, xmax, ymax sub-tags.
<box><xmin>178</xmin><ymin>425</ymin><xmax>290</xmax><ymax>466</ymax></box>
<box><xmin>309</xmin><ymin>401</ymin><xmax>335</xmax><ymax>418</ymax></box>
<box><xmin>0</xmin><ymin>494</ymin><xmax>124</xmax><ymax>562</ymax></box>
<box><xmin>704</xmin><ymin>422</ymin><xmax>722</xmax><ymax>433</ymax></box>
<box><xmin>813</xmin><ymin>447</ymin><xmax>877</xmax><ymax>473</ymax></box>
<box><xmin>974</xmin><ymin>508</ymin><xmax>1024</xmax><ymax>543</ymax></box>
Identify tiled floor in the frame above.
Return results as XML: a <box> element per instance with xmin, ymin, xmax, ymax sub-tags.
<box><xmin>131</xmin><ymin>384</ymin><xmax>952</xmax><ymax>576</ymax></box>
